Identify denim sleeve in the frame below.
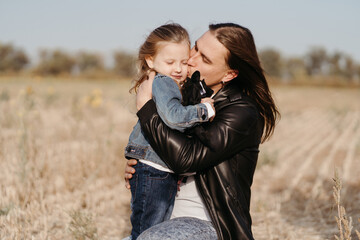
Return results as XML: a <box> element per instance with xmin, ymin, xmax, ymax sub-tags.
<box><xmin>152</xmin><ymin>75</ymin><xmax>209</xmax><ymax>132</ymax></box>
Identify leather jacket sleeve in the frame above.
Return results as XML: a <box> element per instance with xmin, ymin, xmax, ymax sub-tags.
<box><xmin>137</xmin><ymin>98</ymin><xmax>260</xmax><ymax>174</ymax></box>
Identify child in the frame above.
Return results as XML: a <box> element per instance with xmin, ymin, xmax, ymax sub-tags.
<box><xmin>124</xmin><ymin>23</ymin><xmax>215</xmax><ymax>240</ymax></box>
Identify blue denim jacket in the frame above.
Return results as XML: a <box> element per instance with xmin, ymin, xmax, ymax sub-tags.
<box><xmin>124</xmin><ymin>74</ymin><xmax>209</xmax><ymax>168</ymax></box>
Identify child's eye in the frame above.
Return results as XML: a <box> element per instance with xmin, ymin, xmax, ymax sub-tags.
<box><xmin>166</xmin><ymin>61</ymin><xmax>174</xmax><ymax>65</ymax></box>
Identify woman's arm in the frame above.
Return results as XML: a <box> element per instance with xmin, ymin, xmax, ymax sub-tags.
<box><xmin>137</xmin><ymin>99</ymin><xmax>260</xmax><ymax>174</ymax></box>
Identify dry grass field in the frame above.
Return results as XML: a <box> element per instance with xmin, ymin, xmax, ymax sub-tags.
<box><xmin>0</xmin><ymin>77</ymin><xmax>359</xmax><ymax>239</ymax></box>
<box><xmin>252</xmin><ymin>85</ymin><xmax>360</xmax><ymax>239</ymax></box>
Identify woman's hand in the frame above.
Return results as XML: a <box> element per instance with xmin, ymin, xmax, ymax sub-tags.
<box><xmin>136</xmin><ymin>71</ymin><xmax>156</xmax><ymax>110</ymax></box>
<box><xmin>124</xmin><ymin>159</ymin><xmax>138</xmax><ymax>189</ymax></box>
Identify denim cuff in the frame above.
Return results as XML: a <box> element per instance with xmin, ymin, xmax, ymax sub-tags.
<box><xmin>137</xmin><ymin>99</ymin><xmax>157</xmax><ymax>125</ymax></box>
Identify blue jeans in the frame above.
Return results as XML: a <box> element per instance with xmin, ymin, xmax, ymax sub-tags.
<box><xmin>129</xmin><ymin>161</ymin><xmax>178</xmax><ymax>240</ymax></box>
<box><xmin>137</xmin><ymin>217</ymin><xmax>218</xmax><ymax>240</ymax></box>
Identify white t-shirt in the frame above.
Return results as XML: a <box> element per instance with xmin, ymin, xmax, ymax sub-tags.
<box><xmin>138</xmin><ymin>161</ymin><xmax>210</xmax><ymax>221</ymax></box>
<box><xmin>170</xmin><ymin>176</ymin><xmax>211</xmax><ymax>221</ymax></box>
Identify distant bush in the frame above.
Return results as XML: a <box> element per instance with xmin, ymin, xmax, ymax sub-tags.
<box><xmin>34</xmin><ymin>49</ymin><xmax>75</xmax><ymax>76</ymax></box>
<box><xmin>259</xmin><ymin>48</ymin><xmax>282</xmax><ymax>77</ymax></box>
<box><xmin>113</xmin><ymin>51</ymin><xmax>136</xmax><ymax>78</ymax></box>
<box><xmin>76</xmin><ymin>51</ymin><xmax>104</xmax><ymax>74</ymax></box>
<box><xmin>0</xmin><ymin>42</ymin><xmax>29</xmax><ymax>73</ymax></box>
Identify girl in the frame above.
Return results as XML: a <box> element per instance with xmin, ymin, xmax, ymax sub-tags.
<box><xmin>124</xmin><ymin>23</ymin><xmax>214</xmax><ymax>240</ymax></box>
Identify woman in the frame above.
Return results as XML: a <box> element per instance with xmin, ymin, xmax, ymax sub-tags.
<box><xmin>125</xmin><ymin>23</ymin><xmax>280</xmax><ymax>240</ymax></box>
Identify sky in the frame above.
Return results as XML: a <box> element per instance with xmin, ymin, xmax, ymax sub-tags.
<box><xmin>1</xmin><ymin>0</ymin><xmax>360</xmax><ymax>64</ymax></box>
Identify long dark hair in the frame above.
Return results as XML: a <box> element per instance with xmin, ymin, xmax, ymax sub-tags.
<box><xmin>209</xmin><ymin>23</ymin><xmax>280</xmax><ymax>142</ymax></box>
<box><xmin>130</xmin><ymin>23</ymin><xmax>190</xmax><ymax>93</ymax></box>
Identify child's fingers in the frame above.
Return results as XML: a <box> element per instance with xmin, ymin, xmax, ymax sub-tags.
<box><xmin>201</xmin><ymin>97</ymin><xmax>214</xmax><ymax>104</ymax></box>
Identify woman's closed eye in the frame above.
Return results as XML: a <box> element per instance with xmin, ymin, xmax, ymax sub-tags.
<box><xmin>194</xmin><ymin>42</ymin><xmax>211</xmax><ymax>64</ymax></box>
<box><xmin>202</xmin><ymin>57</ymin><xmax>210</xmax><ymax>64</ymax></box>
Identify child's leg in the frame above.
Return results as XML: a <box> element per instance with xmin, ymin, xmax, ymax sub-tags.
<box><xmin>129</xmin><ymin>161</ymin><xmax>177</xmax><ymax>240</ymax></box>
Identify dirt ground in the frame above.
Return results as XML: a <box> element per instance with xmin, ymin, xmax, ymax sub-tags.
<box><xmin>0</xmin><ymin>78</ymin><xmax>359</xmax><ymax>239</ymax></box>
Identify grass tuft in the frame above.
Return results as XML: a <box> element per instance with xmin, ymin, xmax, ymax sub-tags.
<box><xmin>68</xmin><ymin>210</ymin><xmax>98</xmax><ymax>240</ymax></box>
<box><xmin>333</xmin><ymin>169</ymin><xmax>360</xmax><ymax>240</ymax></box>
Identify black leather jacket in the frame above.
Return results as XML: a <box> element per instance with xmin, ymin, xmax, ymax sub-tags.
<box><xmin>137</xmin><ymin>81</ymin><xmax>264</xmax><ymax>240</ymax></box>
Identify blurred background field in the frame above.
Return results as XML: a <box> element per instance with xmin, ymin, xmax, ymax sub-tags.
<box><xmin>2</xmin><ymin>1</ymin><xmax>360</xmax><ymax>239</ymax></box>
<box><xmin>0</xmin><ymin>77</ymin><xmax>136</xmax><ymax>239</ymax></box>
<box><xmin>0</xmin><ymin>77</ymin><xmax>359</xmax><ymax>239</ymax></box>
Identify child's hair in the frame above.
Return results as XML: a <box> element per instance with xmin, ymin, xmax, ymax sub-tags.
<box><xmin>130</xmin><ymin>23</ymin><xmax>190</xmax><ymax>93</ymax></box>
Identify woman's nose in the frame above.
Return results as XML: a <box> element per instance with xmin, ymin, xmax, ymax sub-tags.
<box><xmin>188</xmin><ymin>55</ymin><xmax>195</xmax><ymax>67</ymax></box>
<box><xmin>188</xmin><ymin>48</ymin><xmax>197</xmax><ymax>67</ymax></box>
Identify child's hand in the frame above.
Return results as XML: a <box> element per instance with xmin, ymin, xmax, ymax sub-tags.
<box><xmin>201</xmin><ymin>97</ymin><xmax>215</xmax><ymax>121</ymax></box>
<box><xmin>201</xmin><ymin>97</ymin><xmax>214</xmax><ymax>105</ymax></box>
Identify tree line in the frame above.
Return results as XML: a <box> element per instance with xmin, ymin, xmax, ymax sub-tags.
<box><xmin>0</xmin><ymin>42</ymin><xmax>136</xmax><ymax>78</ymax></box>
<box><xmin>1</xmin><ymin>42</ymin><xmax>360</xmax><ymax>85</ymax></box>
<box><xmin>259</xmin><ymin>47</ymin><xmax>360</xmax><ymax>85</ymax></box>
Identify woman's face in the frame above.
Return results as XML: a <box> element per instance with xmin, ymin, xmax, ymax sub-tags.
<box><xmin>146</xmin><ymin>41</ymin><xmax>189</xmax><ymax>82</ymax></box>
<box><xmin>187</xmin><ymin>31</ymin><xmax>232</xmax><ymax>93</ymax></box>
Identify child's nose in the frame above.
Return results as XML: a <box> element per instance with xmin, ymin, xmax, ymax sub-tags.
<box><xmin>175</xmin><ymin>64</ymin><xmax>182</xmax><ymax>72</ymax></box>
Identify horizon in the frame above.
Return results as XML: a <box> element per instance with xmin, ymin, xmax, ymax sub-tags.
<box><xmin>1</xmin><ymin>0</ymin><xmax>360</xmax><ymax>63</ymax></box>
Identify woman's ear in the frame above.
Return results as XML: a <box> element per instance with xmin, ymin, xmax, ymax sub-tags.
<box><xmin>145</xmin><ymin>56</ymin><xmax>154</xmax><ymax>69</ymax></box>
<box><xmin>223</xmin><ymin>70</ymin><xmax>238</xmax><ymax>83</ymax></box>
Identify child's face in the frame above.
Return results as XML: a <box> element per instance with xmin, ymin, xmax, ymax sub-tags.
<box><xmin>147</xmin><ymin>41</ymin><xmax>189</xmax><ymax>82</ymax></box>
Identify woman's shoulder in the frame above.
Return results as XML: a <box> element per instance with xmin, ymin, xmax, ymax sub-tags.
<box><xmin>216</xmin><ymin>86</ymin><xmax>261</xmax><ymax>128</ymax></box>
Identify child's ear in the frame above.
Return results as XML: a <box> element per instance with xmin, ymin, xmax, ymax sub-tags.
<box><xmin>145</xmin><ymin>56</ymin><xmax>154</xmax><ymax>69</ymax></box>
